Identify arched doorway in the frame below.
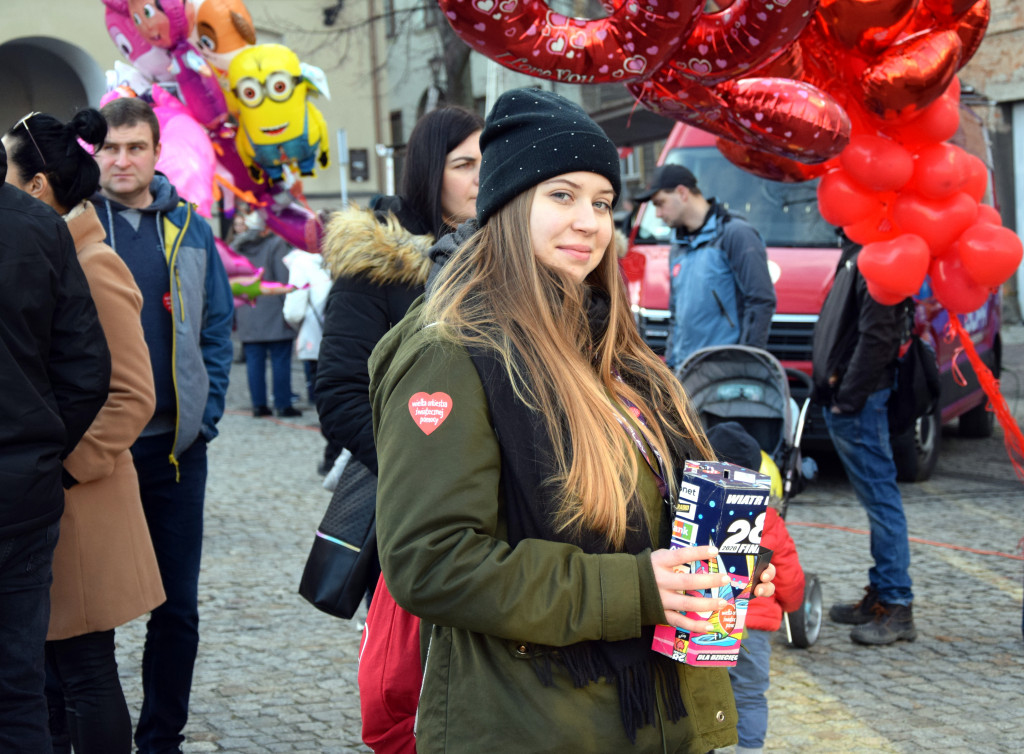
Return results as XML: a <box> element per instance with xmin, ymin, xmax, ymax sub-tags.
<box><xmin>0</xmin><ymin>37</ymin><xmax>105</xmax><ymax>131</ymax></box>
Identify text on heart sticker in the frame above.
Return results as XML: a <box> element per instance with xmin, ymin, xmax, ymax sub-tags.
<box><xmin>408</xmin><ymin>392</ymin><xmax>453</xmax><ymax>435</ymax></box>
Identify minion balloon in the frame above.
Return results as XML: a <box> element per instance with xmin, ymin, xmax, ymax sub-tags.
<box><xmin>228</xmin><ymin>43</ymin><xmax>329</xmax><ymax>184</ymax></box>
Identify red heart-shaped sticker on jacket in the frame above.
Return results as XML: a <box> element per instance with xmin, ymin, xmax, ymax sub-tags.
<box><xmin>408</xmin><ymin>392</ymin><xmax>453</xmax><ymax>435</ymax></box>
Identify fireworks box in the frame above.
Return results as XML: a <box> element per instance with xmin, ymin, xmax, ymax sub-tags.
<box><xmin>651</xmin><ymin>460</ymin><xmax>772</xmax><ymax>667</ymax></box>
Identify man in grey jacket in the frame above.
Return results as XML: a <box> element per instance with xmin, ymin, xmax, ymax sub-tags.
<box><xmin>93</xmin><ymin>97</ymin><xmax>233</xmax><ymax>754</ymax></box>
<box><xmin>636</xmin><ymin>164</ymin><xmax>776</xmax><ymax>368</ymax></box>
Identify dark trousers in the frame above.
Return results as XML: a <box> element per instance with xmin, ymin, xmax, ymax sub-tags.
<box><xmin>302</xmin><ymin>359</ymin><xmax>318</xmax><ymax>404</ymax></box>
<box><xmin>131</xmin><ymin>435</ymin><xmax>208</xmax><ymax>754</ymax></box>
<box><xmin>45</xmin><ymin>629</ymin><xmax>131</xmax><ymax>754</ymax></box>
<box><xmin>0</xmin><ymin>520</ymin><xmax>60</xmax><ymax>754</ymax></box>
<box><xmin>244</xmin><ymin>340</ymin><xmax>294</xmax><ymax>410</ymax></box>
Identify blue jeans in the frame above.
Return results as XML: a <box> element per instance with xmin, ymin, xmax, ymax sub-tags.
<box><xmin>728</xmin><ymin>628</ymin><xmax>771</xmax><ymax>750</ymax></box>
<box><xmin>823</xmin><ymin>388</ymin><xmax>913</xmax><ymax>605</ymax></box>
<box><xmin>243</xmin><ymin>340</ymin><xmax>294</xmax><ymax>410</ymax></box>
<box><xmin>0</xmin><ymin>520</ymin><xmax>60</xmax><ymax>754</ymax></box>
<box><xmin>45</xmin><ymin>629</ymin><xmax>131</xmax><ymax>754</ymax></box>
<box><xmin>131</xmin><ymin>435</ymin><xmax>207</xmax><ymax>754</ymax></box>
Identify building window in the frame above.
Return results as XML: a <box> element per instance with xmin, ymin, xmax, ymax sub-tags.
<box><xmin>619</xmin><ymin>147</ymin><xmax>640</xmax><ymax>181</ymax></box>
<box><xmin>384</xmin><ymin>0</ymin><xmax>397</xmax><ymax>38</ymax></box>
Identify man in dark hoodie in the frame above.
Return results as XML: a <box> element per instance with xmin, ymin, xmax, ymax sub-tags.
<box><xmin>811</xmin><ymin>232</ymin><xmax>915</xmax><ymax>646</ymax></box>
<box><xmin>92</xmin><ymin>97</ymin><xmax>233</xmax><ymax>754</ymax></box>
<box><xmin>0</xmin><ymin>140</ymin><xmax>111</xmax><ymax>752</ymax></box>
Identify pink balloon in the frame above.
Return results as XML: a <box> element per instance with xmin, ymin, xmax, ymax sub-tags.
<box><xmin>215</xmin><ymin>237</ymin><xmax>256</xmax><ymax>277</ymax></box>
<box><xmin>151</xmin><ymin>85</ymin><xmax>217</xmax><ymax>217</ymax></box>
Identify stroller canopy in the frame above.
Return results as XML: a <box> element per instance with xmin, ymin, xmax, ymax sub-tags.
<box><xmin>675</xmin><ymin>345</ymin><xmax>795</xmax><ymax>461</ymax></box>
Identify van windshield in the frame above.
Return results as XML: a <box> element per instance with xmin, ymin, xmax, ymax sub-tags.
<box><xmin>634</xmin><ymin>147</ymin><xmax>837</xmax><ymax>247</ymax></box>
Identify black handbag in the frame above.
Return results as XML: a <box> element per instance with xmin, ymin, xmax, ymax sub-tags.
<box><xmin>298</xmin><ymin>456</ymin><xmax>378</xmax><ymax>619</ymax></box>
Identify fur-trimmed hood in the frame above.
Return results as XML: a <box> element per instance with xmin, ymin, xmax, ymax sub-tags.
<box><xmin>321</xmin><ymin>205</ymin><xmax>434</xmax><ymax>288</ymax></box>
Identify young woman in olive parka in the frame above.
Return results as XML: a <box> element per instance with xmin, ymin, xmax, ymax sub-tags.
<box><xmin>369</xmin><ymin>89</ymin><xmax>777</xmax><ymax>753</ymax></box>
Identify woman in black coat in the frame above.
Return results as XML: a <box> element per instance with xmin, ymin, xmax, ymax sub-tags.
<box><xmin>314</xmin><ymin>106</ymin><xmax>483</xmax><ymax>594</ymax></box>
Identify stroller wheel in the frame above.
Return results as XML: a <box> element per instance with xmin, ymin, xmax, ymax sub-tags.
<box><xmin>785</xmin><ymin>573</ymin><xmax>822</xmax><ymax>648</ymax></box>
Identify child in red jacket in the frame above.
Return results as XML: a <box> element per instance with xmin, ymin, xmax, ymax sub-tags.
<box><xmin>707</xmin><ymin>422</ymin><xmax>806</xmax><ymax>754</ymax></box>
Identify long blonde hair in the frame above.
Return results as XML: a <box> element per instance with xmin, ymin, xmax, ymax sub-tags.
<box><xmin>424</xmin><ymin>188</ymin><xmax>713</xmax><ymax>549</ymax></box>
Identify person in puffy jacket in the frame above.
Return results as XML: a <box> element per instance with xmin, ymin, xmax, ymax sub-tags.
<box><xmin>369</xmin><ymin>88</ymin><xmax>777</xmax><ymax>754</ymax></box>
<box><xmin>314</xmin><ymin>105</ymin><xmax>482</xmax><ymax>753</ymax></box>
<box><xmin>706</xmin><ymin>422</ymin><xmax>805</xmax><ymax>754</ymax></box>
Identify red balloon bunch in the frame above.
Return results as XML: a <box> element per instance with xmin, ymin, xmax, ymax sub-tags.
<box><xmin>437</xmin><ymin>0</ymin><xmax>1021</xmax><ymax>313</ymax></box>
<box><xmin>816</xmin><ymin>73</ymin><xmax>1021</xmax><ymax>314</ymax></box>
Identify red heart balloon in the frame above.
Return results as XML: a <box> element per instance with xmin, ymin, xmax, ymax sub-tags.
<box><xmin>860</xmin><ymin>30</ymin><xmax>962</xmax><ymax>122</ymax></box>
<box><xmin>956</xmin><ymin>223</ymin><xmax>1024</xmax><ymax>288</ymax></box>
<box><xmin>438</xmin><ymin>0</ymin><xmax>703</xmax><ymax>84</ymax></box>
<box><xmin>910</xmin><ymin>142</ymin><xmax>970</xmax><ymax>199</ymax></box>
<box><xmin>954</xmin><ymin>0</ymin><xmax>991</xmax><ymax>69</ymax></box>
<box><xmin>924</xmin><ymin>0</ymin><xmax>983</xmax><ymax>22</ymax></box>
<box><xmin>840</xmin><ymin>134</ymin><xmax>914</xmax><ymax>192</ymax></box>
<box><xmin>671</xmin><ymin>0</ymin><xmax>818</xmax><ymax>85</ymax></box>
<box><xmin>960</xmin><ymin>153</ymin><xmax>989</xmax><ymax>201</ymax></box>
<box><xmin>720</xmin><ymin>77</ymin><xmax>851</xmax><ymax>164</ymax></box>
<box><xmin>626</xmin><ymin>68</ymin><xmax>742</xmax><ymax>142</ymax></box>
<box><xmin>892</xmin><ymin>191</ymin><xmax>977</xmax><ymax>256</ymax></box>
<box><xmin>716</xmin><ymin>138</ymin><xmax>830</xmax><ymax>182</ymax></box>
<box><xmin>929</xmin><ymin>248</ymin><xmax>991</xmax><ymax>314</ymax></box>
<box><xmin>817</xmin><ymin>0</ymin><xmax>919</xmax><ymax>57</ymax></box>
<box><xmin>843</xmin><ymin>198</ymin><xmax>902</xmax><ymax>245</ymax></box>
<box><xmin>857</xmin><ymin>234</ymin><xmax>931</xmax><ymax>299</ymax></box>
<box><xmin>817</xmin><ymin>168</ymin><xmax>882</xmax><ymax>227</ymax></box>
<box><xmin>975</xmin><ymin>204</ymin><xmax>1002</xmax><ymax>225</ymax></box>
<box><xmin>884</xmin><ymin>94</ymin><xmax>960</xmax><ymax>147</ymax></box>
<box><xmin>866</xmin><ymin>279</ymin><xmax>910</xmax><ymax>306</ymax></box>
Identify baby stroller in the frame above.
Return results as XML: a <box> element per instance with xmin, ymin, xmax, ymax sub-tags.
<box><xmin>675</xmin><ymin>344</ymin><xmax>822</xmax><ymax>648</ymax></box>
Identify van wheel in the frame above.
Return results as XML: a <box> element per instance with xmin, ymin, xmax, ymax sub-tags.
<box><xmin>892</xmin><ymin>402</ymin><xmax>941</xmax><ymax>482</ymax></box>
<box><xmin>958</xmin><ymin>400</ymin><xmax>995</xmax><ymax>438</ymax></box>
<box><xmin>958</xmin><ymin>363</ymin><xmax>997</xmax><ymax>438</ymax></box>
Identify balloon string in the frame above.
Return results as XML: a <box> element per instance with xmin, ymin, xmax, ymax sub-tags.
<box><xmin>948</xmin><ymin>316</ymin><xmax>1024</xmax><ymax>483</ymax></box>
<box><xmin>213</xmin><ymin>174</ymin><xmax>261</xmax><ymax>207</ymax></box>
<box><xmin>950</xmin><ymin>346</ymin><xmax>968</xmax><ymax>387</ymax></box>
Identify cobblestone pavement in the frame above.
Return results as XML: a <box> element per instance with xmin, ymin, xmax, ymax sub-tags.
<box><xmin>113</xmin><ymin>327</ymin><xmax>1024</xmax><ymax>753</ymax></box>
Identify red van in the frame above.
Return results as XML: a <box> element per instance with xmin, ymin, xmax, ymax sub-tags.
<box><xmin>620</xmin><ymin>121</ymin><xmax>1002</xmax><ymax>482</ymax></box>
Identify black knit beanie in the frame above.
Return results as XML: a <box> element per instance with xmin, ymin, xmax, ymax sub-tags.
<box><xmin>476</xmin><ymin>88</ymin><xmax>621</xmax><ymax>225</ymax></box>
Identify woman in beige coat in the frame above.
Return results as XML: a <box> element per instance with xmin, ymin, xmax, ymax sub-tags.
<box><xmin>3</xmin><ymin>109</ymin><xmax>165</xmax><ymax>754</ymax></box>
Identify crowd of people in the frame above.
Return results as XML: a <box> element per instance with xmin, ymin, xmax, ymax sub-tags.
<box><xmin>0</xmin><ymin>87</ymin><xmax>919</xmax><ymax>754</ymax></box>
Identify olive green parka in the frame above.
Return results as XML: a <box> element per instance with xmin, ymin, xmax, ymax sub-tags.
<box><xmin>369</xmin><ymin>298</ymin><xmax>737</xmax><ymax>753</ymax></box>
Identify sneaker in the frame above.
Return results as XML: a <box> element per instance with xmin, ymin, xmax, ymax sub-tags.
<box><xmin>277</xmin><ymin>406</ymin><xmax>303</xmax><ymax>418</ymax></box>
<box><xmin>252</xmin><ymin>406</ymin><xmax>272</xmax><ymax>417</ymax></box>
<box><xmin>829</xmin><ymin>585</ymin><xmax>880</xmax><ymax>625</ymax></box>
<box><xmin>850</xmin><ymin>602</ymin><xmax>917</xmax><ymax>645</ymax></box>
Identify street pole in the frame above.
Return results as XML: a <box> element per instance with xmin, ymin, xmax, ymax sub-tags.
<box><xmin>336</xmin><ymin>128</ymin><xmax>349</xmax><ymax>207</ymax></box>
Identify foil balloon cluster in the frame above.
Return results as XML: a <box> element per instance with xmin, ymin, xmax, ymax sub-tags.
<box><xmin>99</xmin><ymin>0</ymin><xmax>328</xmax><ymax>276</ymax></box>
<box><xmin>439</xmin><ymin>0</ymin><xmax>1023</xmax><ymax>471</ymax></box>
